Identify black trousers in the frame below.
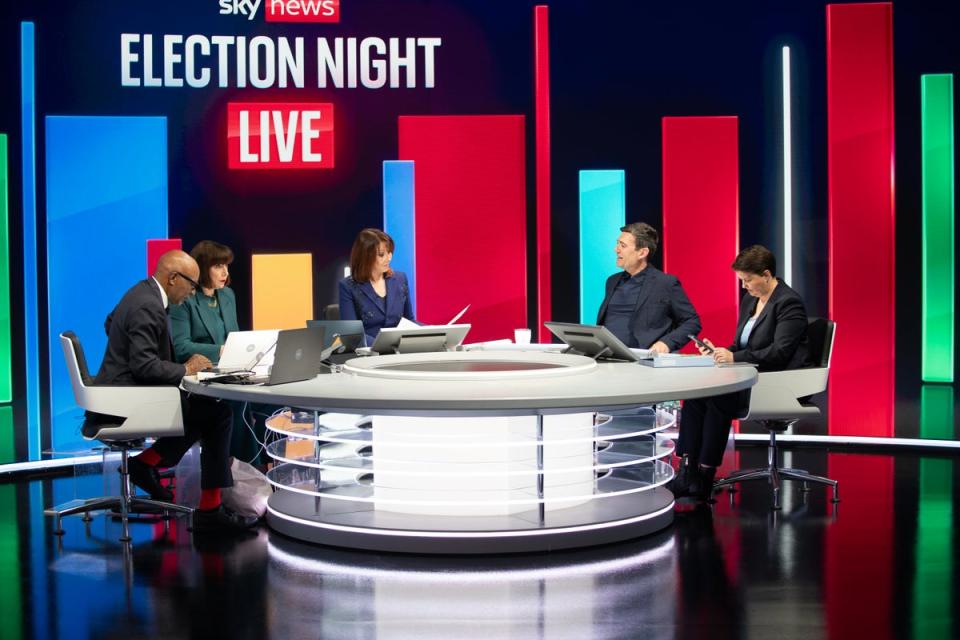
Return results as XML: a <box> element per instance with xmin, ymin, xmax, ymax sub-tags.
<box><xmin>151</xmin><ymin>393</ymin><xmax>234</xmax><ymax>489</ymax></box>
<box><xmin>676</xmin><ymin>390</ymin><xmax>749</xmax><ymax>467</ymax></box>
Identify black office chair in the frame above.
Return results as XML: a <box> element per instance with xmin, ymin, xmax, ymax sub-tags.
<box><xmin>45</xmin><ymin>332</ymin><xmax>193</xmax><ymax>541</ymax></box>
<box><xmin>324</xmin><ymin>303</ymin><xmax>340</xmax><ymax>320</ymax></box>
<box><xmin>712</xmin><ymin>318</ymin><xmax>840</xmax><ymax>509</ymax></box>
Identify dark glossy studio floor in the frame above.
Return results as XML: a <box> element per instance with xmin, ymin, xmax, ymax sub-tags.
<box><xmin>1</xmin><ymin>443</ymin><xmax>956</xmax><ymax>640</ymax></box>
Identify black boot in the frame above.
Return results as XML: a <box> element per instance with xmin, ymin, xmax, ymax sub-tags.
<box><xmin>691</xmin><ymin>465</ymin><xmax>717</xmax><ymax>501</ymax></box>
<box><xmin>667</xmin><ymin>454</ymin><xmax>698</xmax><ymax>498</ymax></box>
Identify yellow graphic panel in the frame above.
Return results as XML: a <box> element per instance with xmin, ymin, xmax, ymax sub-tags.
<box><xmin>251</xmin><ymin>253</ymin><xmax>313</xmax><ymax>330</ymax></box>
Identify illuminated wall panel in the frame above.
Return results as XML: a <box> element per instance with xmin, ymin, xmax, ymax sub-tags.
<box><xmin>578</xmin><ymin>170</ymin><xmax>624</xmax><ymax>324</ymax></box>
<box><xmin>382</xmin><ymin>160</ymin><xmax>416</xmax><ymax>315</ymax></box>
<box><xmin>535</xmin><ymin>5</ymin><xmax>552</xmax><ymax>343</ymax></box>
<box><xmin>46</xmin><ymin>116</ymin><xmax>168</xmax><ymax>453</ymax></box>
<box><xmin>147</xmin><ymin>238</ymin><xmax>182</xmax><ymax>277</ymax></box>
<box><xmin>398</xmin><ymin>116</ymin><xmax>527</xmax><ymax>342</ymax></box>
<box><xmin>0</xmin><ymin>135</ymin><xmax>11</xmax><ymax>403</ymax></box>
<box><xmin>662</xmin><ymin>116</ymin><xmax>740</xmax><ymax>349</ymax></box>
<box><xmin>921</xmin><ymin>74</ymin><xmax>955</xmax><ymax>383</ymax></box>
<box><xmin>252</xmin><ymin>253</ymin><xmax>314</xmax><ymax>330</ymax></box>
<box><xmin>21</xmin><ymin>22</ymin><xmax>40</xmax><ymax>460</ymax></box>
<box><xmin>826</xmin><ymin>3</ymin><xmax>895</xmax><ymax>435</ymax></box>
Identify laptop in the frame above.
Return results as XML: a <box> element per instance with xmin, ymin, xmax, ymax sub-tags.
<box><xmin>217</xmin><ymin>330</ymin><xmax>280</xmax><ymax>371</ymax></box>
<box><xmin>306</xmin><ymin>320</ymin><xmax>367</xmax><ymax>349</ymax></box>
<box><xmin>208</xmin><ymin>327</ymin><xmax>326</xmax><ymax>385</ymax></box>
<box><xmin>543</xmin><ymin>322</ymin><xmax>640</xmax><ymax>362</ymax></box>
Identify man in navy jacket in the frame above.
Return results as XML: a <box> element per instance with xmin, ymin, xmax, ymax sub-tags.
<box><xmin>85</xmin><ymin>250</ymin><xmax>256</xmax><ymax>533</ymax></box>
<box><xmin>596</xmin><ymin>222</ymin><xmax>701</xmax><ymax>353</ymax></box>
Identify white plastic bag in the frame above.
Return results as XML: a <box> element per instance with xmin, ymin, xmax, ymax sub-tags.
<box><xmin>222</xmin><ymin>458</ymin><xmax>272</xmax><ymax>518</ymax></box>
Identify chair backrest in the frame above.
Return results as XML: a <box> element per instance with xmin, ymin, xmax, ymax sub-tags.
<box><xmin>61</xmin><ymin>331</ymin><xmax>95</xmax><ymax>388</ymax></box>
<box><xmin>806</xmin><ymin>318</ymin><xmax>836</xmax><ymax>369</ymax></box>
<box><xmin>324</xmin><ymin>303</ymin><xmax>341</xmax><ymax>320</ymax></box>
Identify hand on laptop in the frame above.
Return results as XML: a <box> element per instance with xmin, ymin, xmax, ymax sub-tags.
<box><xmin>185</xmin><ymin>353</ymin><xmax>213</xmax><ymax>376</ymax></box>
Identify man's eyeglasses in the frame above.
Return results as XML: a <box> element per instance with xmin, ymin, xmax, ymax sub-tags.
<box><xmin>173</xmin><ymin>271</ymin><xmax>201</xmax><ymax>292</ymax></box>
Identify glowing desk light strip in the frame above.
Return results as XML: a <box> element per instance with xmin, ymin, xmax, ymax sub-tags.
<box><xmin>0</xmin><ymin>135</ymin><xmax>11</xmax><ymax>403</ymax></box>
<box><xmin>21</xmin><ymin>22</ymin><xmax>40</xmax><ymax>460</ymax></box>
<box><xmin>578</xmin><ymin>170</ymin><xmax>625</xmax><ymax>324</ymax></box>
<box><xmin>383</xmin><ymin>160</ymin><xmax>417</xmax><ymax>315</ymax></box>
<box><xmin>782</xmin><ymin>46</ymin><xmax>794</xmax><ymax>287</ymax></box>
<box><xmin>921</xmin><ymin>74</ymin><xmax>955</xmax><ymax>383</ymax></box>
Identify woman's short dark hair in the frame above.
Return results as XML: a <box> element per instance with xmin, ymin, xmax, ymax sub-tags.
<box><xmin>349</xmin><ymin>228</ymin><xmax>395</xmax><ymax>283</ymax></box>
<box><xmin>731</xmin><ymin>245</ymin><xmax>777</xmax><ymax>277</ymax></box>
<box><xmin>190</xmin><ymin>240</ymin><xmax>234</xmax><ymax>289</ymax></box>
<box><xmin>620</xmin><ymin>222</ymin><xmax>659</xmax><ymax>257</ymax></box>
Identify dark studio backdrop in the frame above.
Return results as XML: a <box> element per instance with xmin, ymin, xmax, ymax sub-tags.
<box><xmin>0</xmin><ymin>0</ymin><xmax>956</xmax><ymax>459</ymax></box>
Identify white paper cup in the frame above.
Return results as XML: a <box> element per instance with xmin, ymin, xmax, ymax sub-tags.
<box><xmin>514</xmin><ymin>328</ymin><xmax>532</xmax><ymax>345</ymax></box>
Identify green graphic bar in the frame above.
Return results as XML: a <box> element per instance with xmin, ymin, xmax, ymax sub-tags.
<box><xmin>0</xmin><ymin>134</ymin><xmax>11</xmax><ymax>401</ymax></box>
<box><xmin>913</xmin><ymin>385</ymin><xmax>954</xmax><ymax>639</ymax></box>
<box><xmin>921</xmin><ymin>74</ymin><xmax>955</xmax><ymax>382</ymax></box>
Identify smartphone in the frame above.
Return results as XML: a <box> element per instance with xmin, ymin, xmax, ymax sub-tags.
<box><xmin>687</xmin><ymin>334</ymin><xmax>714</xmax><ymax>354</ymax></box>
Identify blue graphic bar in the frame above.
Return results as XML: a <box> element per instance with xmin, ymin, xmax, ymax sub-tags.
<box><xmin>46</xmin><ymin>116</ymin><xmax>168</xmax><ymax>452</ymax></box>
<box><xmin>383</xmin><ymin>160</ymin><xmax>417</xmax><ymax>315</ymax></box>
<box><xmin>579</xmin><ymin>170</ymin><xmax>625</xmax><ymax>323</ymax></box>
<box><xmin>21</xmin><ymin>22</ymin><xmax>40</xmax><ymax>460</ymax></box>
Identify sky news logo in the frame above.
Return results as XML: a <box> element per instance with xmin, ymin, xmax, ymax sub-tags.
<box><xmin>219</xmin><ymin>0</ymin><xmax>340</xmax><ymax>23</ymax></box>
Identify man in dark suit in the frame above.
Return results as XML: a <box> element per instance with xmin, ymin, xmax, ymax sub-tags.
<box><xmin>596</xmin><ymin>222</ymin><xmax>701</xmax><ymax>353</ymax></box>
<box><xmin>85</xmin><ymin>250</ymin><xmax>256</xmax><ymax>533</ymax></box>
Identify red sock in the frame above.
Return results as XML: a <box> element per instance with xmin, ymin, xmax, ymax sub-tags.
<box><xmin>199</xmin><ymin>488</ymin><xmax>222</xmax><ymax>511</ymax></box>
<box><xmin>136</xmin><ymin>448</ymin><xmax>162</xmax><ymax>467</ymax></box>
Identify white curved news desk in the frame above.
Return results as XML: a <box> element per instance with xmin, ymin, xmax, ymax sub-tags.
<box><xmin>183</xmin><ymin>351</ymin><xmax>756</xmax><ymax>553</ymax></box>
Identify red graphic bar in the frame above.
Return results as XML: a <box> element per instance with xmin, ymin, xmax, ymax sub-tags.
<box><xmin>827</xmin><ymin>3</ymin><xmax>895</xmax><ymax>436</ymax></box>
<box><xmin>399</xmin><ymin>116</ymin><xmax>527</xmax><ymax>342</ymax></box>
<box><xmin>662</xmin><ymin>117</ymin><xmax>740</xmax><ymax>349</ymax></box>
<box><xmin>534</xmin><ymin>5</ymin><xmax>552</xmax><ymax>343</ymax></box>
<box><xmin>147</xmin><ymin>238</ymin><xmax>182</xmax><ymax>276</ymax></box>
<box><xmin>826</xmin><ymin>454</ymin><xmax>893</xmax><ymax>639</ymax></box>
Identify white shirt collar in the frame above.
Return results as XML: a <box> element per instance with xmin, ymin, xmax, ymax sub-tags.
<box><xmin>151</xmin><ymin>276</ymin><xmax>169</xmax><ymax>309</ymax></box>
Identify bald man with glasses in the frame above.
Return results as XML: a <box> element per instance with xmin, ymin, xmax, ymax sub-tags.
<box><xmin>84</xmin><ymin>250</ymin><xmax>256</xmax><ymax>533</ymax></box>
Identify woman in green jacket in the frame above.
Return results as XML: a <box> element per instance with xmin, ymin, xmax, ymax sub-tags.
<box><xmin>170</xmin><ymin>240</ymin><xmax>265</xmax><ymax>464</ymax></box>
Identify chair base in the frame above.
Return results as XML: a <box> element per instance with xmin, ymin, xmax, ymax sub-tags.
<box><xmin>44</xmin><ymin>445</ymin><xmax>193</xmax><ymax>542</ymax></box>
<box><xmin>712</xmin><ymin>425</ymin><xmax>840</xmax><ymax>510</ymax></box>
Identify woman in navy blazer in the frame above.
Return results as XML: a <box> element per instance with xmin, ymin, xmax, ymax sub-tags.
<box><xmin>339</xmin><ymin>228</ymin><xmax>415</xmax><ymax>346</ymax></box>
<box><xmin>671</xmin><ymin>245</ymin><xmax>810</xmax><ymax>501</ymax></box>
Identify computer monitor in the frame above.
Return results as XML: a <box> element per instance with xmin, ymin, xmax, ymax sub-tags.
<box><xmin>543</xmin><ymin>322</ymin><xmax>640</xmax><ymax>362</ymax></box>
<box><xmin>370</xmin><ymin>324</ymin><xmax>471</xmax><ymax>355</ymax></box>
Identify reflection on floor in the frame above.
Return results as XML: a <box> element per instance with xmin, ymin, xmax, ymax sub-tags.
<box><xmin>3</xmin><ymin>448</ymin><xmax>957</xmax><ymax>640</ymax></box>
